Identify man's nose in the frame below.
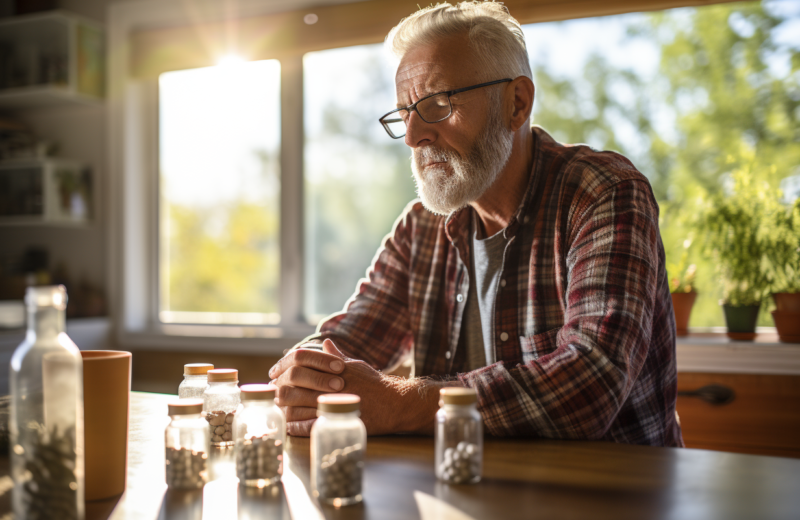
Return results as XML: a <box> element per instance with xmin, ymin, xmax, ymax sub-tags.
<box><xmin>404</xmin><ymin>110</ymin><xmax>436</xmax><ymax>148</ymax></box>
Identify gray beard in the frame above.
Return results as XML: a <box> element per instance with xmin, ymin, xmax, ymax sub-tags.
<box><xmin>411</xmin><ymin>108</ymin><xmax>514</xmax><ymax>216</ymax></box>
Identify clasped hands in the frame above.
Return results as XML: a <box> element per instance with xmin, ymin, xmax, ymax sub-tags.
<box><xmin>269</xmin><ymin>338</ymin><xmax>435</xmax><ymax>436</ymax></box>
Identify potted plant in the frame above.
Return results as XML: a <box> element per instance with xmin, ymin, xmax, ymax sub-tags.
<box><xmin>699</xmin><ymin>161</ymin><xmax>771</xmax><ymax>340</ymax></box>
<box><xmin>764</xmin><ymin>198</ymin><xmax>800</xmax><ymax>342</ymax></box>
<box><xmin>668</xmin><ymin>238</ymin><xmax>697</xmax><ymax>337</ymax></box>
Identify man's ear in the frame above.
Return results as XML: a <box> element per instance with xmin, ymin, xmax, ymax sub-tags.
<box><xmin>506</xmin><ymin>76</ymin><xmax>534</xmax><ymax>131</ymax></box>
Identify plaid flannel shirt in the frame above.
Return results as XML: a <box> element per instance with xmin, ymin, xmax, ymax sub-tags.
<box><xmin>305</xmin><ymin>126</ymin><xmax>684</xmax><ymax>447</ymax></box>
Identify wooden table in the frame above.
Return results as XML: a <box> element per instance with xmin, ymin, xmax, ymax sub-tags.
<box><xmin>3</xmin><ymin>392</ymin><xmax>800</xmax><ymax>520</ymax></box>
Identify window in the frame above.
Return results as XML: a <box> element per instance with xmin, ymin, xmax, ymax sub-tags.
<box><xmin>158</xmin><ymin>60</ymin><xmax>281</xmax><ymax>325</ymax></box>
<box><xmin>303</xmin><ymin>46</ymin><xmax>415</xmax><ymax>320</ymax></box>
<box><xmin>115</xmin><ymin>0</ymin><xmax>798</xmax><ymax>347</ymax></box>
<box><xmin>520</xmin><ymin>1</ymin><xmax>799</xmax><ymax>328</ymax></box>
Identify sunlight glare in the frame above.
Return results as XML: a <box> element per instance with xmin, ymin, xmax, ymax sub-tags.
<box><xmin>217</xmin><ymin>54</ymin><xmax>246</xmax><ymax>67</ymax></box>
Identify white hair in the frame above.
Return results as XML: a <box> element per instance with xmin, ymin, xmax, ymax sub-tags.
<box><xmin>386</xmin><ymin>1</ymin><xmax>532</xmax><ymax>83</ymax></box>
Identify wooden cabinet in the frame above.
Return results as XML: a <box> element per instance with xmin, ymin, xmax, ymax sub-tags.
<box><xmin>677</xmin><ymin>372</ymin><xmax>800</xmax><ymax>458</ymax></box>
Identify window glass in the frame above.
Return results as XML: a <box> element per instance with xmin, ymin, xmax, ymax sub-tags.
<box><xmin>159</xmin><ymin>60</ymin><xmax>281</xmax><ymax>324</ymax></box>
<box><xmin>302</xmin><ymin>1</ymin><xmax>798</xmax><ymax>329</ymax></box>
<box><xmin>523</xmin><ymin>1</ymin><xmax>799</xmax><ymax>327</ymax></box>
<box><xmin>303</xmin><ymin>46</ymin><xmax>416</xmax><ymax>321</ymax></box>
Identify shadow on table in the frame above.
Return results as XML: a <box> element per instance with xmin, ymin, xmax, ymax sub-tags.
<box><xmin>153</xmin><ymin>483</ymin><xmax>287</xmax><ymax>520</ymax></box>
<box><xmin>86</xmin><ymin>494</ymin><xmax>123</xmax><ymax>520</ymax></box>
<box><xmin>321</xmin><ymin>501</ymin><xmax>365</xmax><ymax>520</ymax></box>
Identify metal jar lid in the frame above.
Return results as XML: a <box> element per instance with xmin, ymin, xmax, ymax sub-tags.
<box><xmin>241</xmin><ymin>383</ymin><xmax>276</xmax><ymax>400</ymax></box>
<box><xmin>184</xmin><ymin>363</ymin><xmax>214</xmax><ymax>376</ymax></box>
<box><xmin>317</xmin><ymin>393</ymin><xmax>360</xmax><ymax>413</ymax></box>
<box><xmin>168</xmin><ymin>399</ymin><xmax>203</xmax><ymax>415</ymax></box>
<box><xmin>207</xmin><ymin>368</ymin><xmax>238</xmax><ymax>382</ymax></box>
<box><xmin>439</xmin><ymin>387</ymin><xmax>477</xmax><ymax>405</ymax></box>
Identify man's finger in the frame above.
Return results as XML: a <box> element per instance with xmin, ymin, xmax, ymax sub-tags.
<box><xmin>276</xmin><ymin>365</ymin><xmax>344</xmax><ymax>392</ymax></box>
<box><xmin>321</xmin><ymin>338</ymin><xmax>346</xmax><ymax>359</ymax></box>
<box><xmin>269</xmin><ymin>345</ymin><xmax>345</xmax><ymax>379</ymax></box>
<box><xmin>287</xmin><ymin>419</ymin><xmax>316</xmax><ymax>437</ymax></box>
<box><xmin>275</xmin><ymin>385</ymin><xmax>326</xmax><ymax>408</ymax></box>
<box><xmin>283</xmin><ymin>406</ymin><xmax>317</xmax><ymax>422</ymax></box>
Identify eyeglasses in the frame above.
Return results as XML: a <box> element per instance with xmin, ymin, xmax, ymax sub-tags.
<box><xmin>379</xmin><ymin>78</ymin><xmax>512</xmax><ymax>139</ymax></box>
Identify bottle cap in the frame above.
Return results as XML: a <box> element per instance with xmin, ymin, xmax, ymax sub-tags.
<box><xmin>25</xmin><ymin>285</ymin><xmax>67</xmax><ymax>310</ymax></box>
<box><xmin>241</xmin><ymin>383</ymin><xmax>276</xmax><ymax>400</ymax></box>
<box><xmin>317</xmin><ymin>393</ymin><xmax>360</xmax><ymax>413</ymax></box>
<box><xmin>439</xmin><ymin>387</ymin><xmax>478</xmax><ymax>405</ymax></box>
<box><xmin>168</xmin><ymin>399</ymin><xmax>203</xmax><ymax>415</ymax></box>
<box><xmin>184</xmin><ymin>363</ymin><xmax>214</xmax><ymax>376</ymax></box>
<box><xmin>207</xmin><ymin>368</ymin><xmax>238</xmax><ymax>382</ymax></box>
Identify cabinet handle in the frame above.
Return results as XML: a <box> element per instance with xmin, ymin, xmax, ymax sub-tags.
<box><xmin>678</xmin><ymin>384</ymin><xmax>735</xmax><ymax>406</ymax></box>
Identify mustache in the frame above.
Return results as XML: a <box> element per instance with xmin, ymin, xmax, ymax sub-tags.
<box><xmin>414</xmin><ymin>147</ymin><xmax>457</xmax><ymax>164</ymax></box>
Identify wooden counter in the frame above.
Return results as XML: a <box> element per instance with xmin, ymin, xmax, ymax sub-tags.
<box><xmin>3</xmin><ymin>391</ymin><xmax>800</xmax><ymax>520</ymax></box>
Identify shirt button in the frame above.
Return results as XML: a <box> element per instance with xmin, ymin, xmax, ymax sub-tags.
<box><xmin>500</xmin><ymin>279</ymin><xmax>507</xmax><ymax>288</ymax></box>
<box><xmin>456</xmin><ymin>294</ymin><xmax>464</xmax><ymax>303</ymax></box>
<box><xmin>524</xmin><ymin>216</ymin><xmax>530</xmax><ymax>224</ymax></box>
<box><xmin>445</xmin><ymin>351</ymin><xmax>452</xmax><ymax>359</ymax></box>
<box><xmin>500</xmin><ymin>332</ymin><xmax>509</xmax><ymax>342</ymax></box>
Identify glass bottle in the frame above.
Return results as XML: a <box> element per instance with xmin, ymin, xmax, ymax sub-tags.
<box><xmin>310</xmin><ymin>394</ymin><xmax>366</xmax><ymax>506</ymax></box>
<box><xmin>435</xmin><ymin>387</ymin><xmax>482</xmax><ymax>484</ymax></box>
<box><xmin>233</xmin><ymin>384</ymin><xmax>285</xmax><ymax>487</ymax></box>
<box><xmin>203</xmin><ymin>368</ymin><xmax>240</xmax><ymax>446</ymax></box>
<box><xmin>10</xmin><ymin>285</ymin><xmax>85</xmax><ymax>520</ymax></box>
<box><xmin>165</xmin><ymin>399</ymin><xmax>209</xmax><ymax>489</ymax></box>
<box><xmin>178</xmin><ymin>363</ymin><xmax>214</xmax><ymax>399</ymax></box>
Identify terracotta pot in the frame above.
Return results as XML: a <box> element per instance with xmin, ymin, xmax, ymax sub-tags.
<box><xmin>722</xmin><ymin>303</ymin><xmax>760</xmax><ymax>341</ymax></box>
<box><xmin>773</xmin><ymin>293</ymin><xmax>800</xmax><ymax>313</ymax></box>
<box><xmin>671</xmin><ymin>292</ymin><xmax>697</xmax><ymax>337</ymax></box>
<box><xmin>772</xmin><ymin>310</ymin><xmax>800</xmax><ymax>343</ymax></box>
<box><xmin>81</xmin><ymin>350</ymin><xmax>132</xmax><ymax>501</ymax></box>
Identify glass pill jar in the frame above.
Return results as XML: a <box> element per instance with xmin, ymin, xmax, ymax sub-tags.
<box><xmin>165</xmin><ymin>399</ymin><xmax>209</xmax><ymax>489</ymax></box>
<box><xmin>435</xmin><ymin>387</ymin><xmax>482</xmax><ymax>484</ymax></box>
<box><xmin>311</xmin><ymin>394</ymin><xmax>366</xmax><ymax>506</ymax></box>
<box><xmin>203</xmin><ymin>369</ymin><xmax>241</xmax><ymax>446</ymax></box>
<box><xmin>233</xmin><ymin>384</ymin><xmax>286</xmax><ymax>487</ymax></box>
<box><xmin>178</xmin><ymin>363</ymin><xmax>214</xmax><ymax>399</ymax></box>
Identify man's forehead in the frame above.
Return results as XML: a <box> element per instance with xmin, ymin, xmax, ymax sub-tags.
<box><xmin>395</xmin><ymin>60</ymin><xmax>455</xmax><ymax>101</ymax></box>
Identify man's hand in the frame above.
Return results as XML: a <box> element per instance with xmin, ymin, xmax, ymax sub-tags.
<box><xmin>270</xmin><ymin>339</ymin><xmax>441</xmax><ymax>437</ymax></box>
<box><xmin>268</xmin><ymin>342</ymin><xmax>346</xmax><ymax>434</ymax></box>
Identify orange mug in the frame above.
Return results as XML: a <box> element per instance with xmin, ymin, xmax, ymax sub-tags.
<box><xmin>81</xmin><ymin>350</ymin><xmax>132</xmax><ymax>501</ymax></box>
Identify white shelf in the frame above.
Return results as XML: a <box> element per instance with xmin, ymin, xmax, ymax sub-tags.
<box><xmin>0</xmin><ymin>10</ymin><xmax>104</xmax><ymax>111</ymax></box>
<box><xmin>0</xmin><ymin>85</ymin><xmax>103</xmax><ymax>110</ymax></box>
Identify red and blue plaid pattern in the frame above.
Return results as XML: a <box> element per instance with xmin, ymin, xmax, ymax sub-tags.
<box><xmin>304</xmin><ymin>126</ymin><xmax>683</xmax><ymax>447</ymax></box>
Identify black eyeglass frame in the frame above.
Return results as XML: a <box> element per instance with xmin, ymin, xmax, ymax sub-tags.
<box><xmin>379</xmin><ymin>78</ymin><xmax>513</xmax><ymax>139</ymax></box>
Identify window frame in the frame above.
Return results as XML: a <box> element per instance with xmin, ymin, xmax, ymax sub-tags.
<box><xmin>109</xmin><ymin>0</ymin><xmax>744</xmax><ymax>353</ymax></box>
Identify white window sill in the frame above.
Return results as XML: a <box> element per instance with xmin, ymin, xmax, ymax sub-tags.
<box><xmin>116</xmin><ymin>322</ymin><xmax>317</xmax><ymax>356</ymax></box>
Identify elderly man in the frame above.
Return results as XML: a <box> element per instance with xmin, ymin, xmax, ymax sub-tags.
<box><xmin>270</xmin><ymin>1</ymin><xmax>683</xmax><ymax>447</ymax></box>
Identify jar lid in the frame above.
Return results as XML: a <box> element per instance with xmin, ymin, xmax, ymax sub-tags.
<box><xmin>168</xmin><ymin>399</ymin><xmax>203</xmax><ymax>415</ymax></box>
<box><xmin>317</xmin><ymin>393</ymin><xmax>360</xmax><ymax>413</ymax></box>
<box><xmin>184</xmin><ymin>363</ymin><xmax>214</xmax><ymax>376</ymax></box>
<box><xmin>25</xmin><ymin>285</ymin><xmax>67</xmax><ymax>310</ymax></box>
<box><xmin>241</xmin><ymin>383</ymin><xmax>276</xmax><ymax>400</ymax></box>
<box><xmin>207</xmin><ymin>368</ymin><xmax>238</xmax><ymax>382</ymax></box>
<box><xmin>440</xmin><ymin>387</ymin><xmax>477</xmax><ymax>405</ymax></box>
